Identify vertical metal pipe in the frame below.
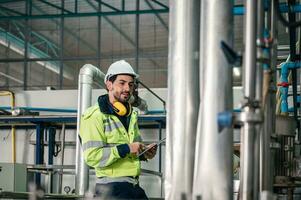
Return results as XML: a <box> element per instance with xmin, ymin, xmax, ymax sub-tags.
<box><xmin>256</xmin><ymin>0</ymin><xmax>264</xmax><ymax>102</ymax></box>
<box><xmin>261</xmin><ymin>85</ymin><xmax>274</xmax><ymax>193</ymax></box>
<box><xmin>270</xmin><ymin>0</ymin><xmax>278</xmax><ymax>140</ymax></box>
<box><xmin>192</xmin><ymin>0</ymin><xmax>233</xmax><ymax>199</ymax></box>
<box><xmin>260</xmin><ymin>0</ymin><xmax>276</xmax><ymax>192</ymax></box>
<box><xmin>241</xmin><ymin>119</ymin><xmax>257</xmax><ymax>200</ymax></box>
<box><xmin>47</xmin><ymin>127</ymin><xmax>55</xmax><ymax>193</ymax></box>
<box><xmin>75</xmin><ymin>64</ymin><xmax>105</xmax><ymax>195</ymax></box>
<box><xmin>165</xmin><ymin>0</ymin><xmax>200</xmax><ymax>199</ymax></box>
<box><xmin>35</xmin><ymin>123</ymin><xmax>44</xmax><ymax>186</ymax></box>
<box><xmin>240</xmin><ymin>0</ymin><xmax>258</xmax><ymax>199</ymax></box>
<box><xmin>58</xmin><ymin>123</ymin><xmax>65</xmax><ymax>194</ymax></box>
<box><xmin>255</xmin><ymin>0</ymin><xmax>265</xmax><ymax>197</ymax></box>
<box><xmin>256</xmin><ymin>0</ymin><xmax>273</xmax><ymax>194</ymax></box>
<box><xmin>264</xmin><ymin>0</ymin><xmax>278</xmax><ymax>191</ymax></box>
<box><xmin>48</xmin><ymin>127</ymin><xmax>55</xmax><ymax>165</ymax></box>
<box><xmin>253</xmin><ymin>127</ymin><xmax>260</xmax><ymax>200</ymax></box>
<box><xmin>243</xmin><ymin>0</ymin><xmax>257</xmax><ymax>100</ymax></box>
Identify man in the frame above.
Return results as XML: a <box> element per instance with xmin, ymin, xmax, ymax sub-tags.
<box><xmin>80</xmin><ymin>60</ymin><xmax>157</xmax><ymax>199</ymax></box>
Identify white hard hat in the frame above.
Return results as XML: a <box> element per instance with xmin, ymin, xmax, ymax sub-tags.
<box><xmin>104</xmin><ymin>60</ymin><xmax>139</xmax><ymax>83</ymax></box>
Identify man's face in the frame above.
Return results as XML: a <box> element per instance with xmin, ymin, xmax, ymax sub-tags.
<box><xmin>107</xmin><ymin>75</ymin><xmax>135</xmax><ymax>103</ymax></box>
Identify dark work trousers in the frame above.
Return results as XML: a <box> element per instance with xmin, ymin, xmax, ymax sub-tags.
<box><xmin>94</xmin><ymin>182</ymin><xmax>148</xmax><ymax>200</ymax></box>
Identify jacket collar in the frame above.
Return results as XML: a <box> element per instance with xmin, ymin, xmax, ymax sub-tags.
<box><xmin>97</xmin><ymin>94</ymin><xmax>115</xmax><ymax>115</ymax></box>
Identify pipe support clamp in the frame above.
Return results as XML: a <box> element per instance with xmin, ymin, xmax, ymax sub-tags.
<box><xmin>235</xmin><ymin>111</ymin><xmax>263</xmax><ymax>124</ymax></box>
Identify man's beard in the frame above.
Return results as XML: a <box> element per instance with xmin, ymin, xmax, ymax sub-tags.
<box><xmin>115</xmin><ymin>93</ymin><xmax>130</xmax><ymax>103</ymax></box>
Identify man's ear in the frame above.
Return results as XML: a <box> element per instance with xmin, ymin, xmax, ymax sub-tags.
<box><xmin>106</xmin><ymin>81</ymin><xmax>113</xmax><ymax>91</ymax></box>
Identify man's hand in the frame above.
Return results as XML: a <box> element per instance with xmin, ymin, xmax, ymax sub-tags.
<box><xmin>143</xmin><ymin>143</ymin><xmax>157</xmax><ymax>159</ymax></box>
<box><xmin>128</xmin><ymin>142</ymin><xmax>145</xmax><ymax>156</ymax></box>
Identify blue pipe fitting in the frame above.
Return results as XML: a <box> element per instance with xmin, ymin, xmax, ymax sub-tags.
<box><xmin>217</xmin><ymin>111</ymin><xmax>233</xmax><ymax>130</ymax></box>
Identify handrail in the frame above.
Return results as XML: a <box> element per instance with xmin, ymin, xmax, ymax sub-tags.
<box><xmin>138</xmin><ymin>80</ymin><xmax>166</xmax><ymax>112</ymax></box>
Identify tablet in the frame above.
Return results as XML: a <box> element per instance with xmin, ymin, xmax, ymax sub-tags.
<box><xmin>138</xmin><ymin>138</ymin><xmax>166</xmax><ymax>157</ymax></box>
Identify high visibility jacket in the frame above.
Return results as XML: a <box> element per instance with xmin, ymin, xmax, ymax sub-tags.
<box><xmin>80</xmin><ymin>103</ymin><xmax>143</xmax><ymax>178</ymax></box>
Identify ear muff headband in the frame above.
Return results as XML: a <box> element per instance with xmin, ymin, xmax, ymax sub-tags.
<box><xmin>113</xmin><ymin>102</ymin><xmax>132</xmax><ymax>116</ymax></box>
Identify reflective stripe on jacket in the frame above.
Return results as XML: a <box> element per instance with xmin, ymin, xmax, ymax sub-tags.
<box><xmin>79</xmin><ymin>104</ymin><xmax>142</xmax><ymax>178</ymax></box>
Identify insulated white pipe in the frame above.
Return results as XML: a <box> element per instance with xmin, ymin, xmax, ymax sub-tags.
<box><xmin>75</xmin><ymin>64</ymin><xmax>105</xmax><ymax>195</ymax></box>
<box><xmin>193</xmin><ymin>0</ymin><xmax>233</xmax><ymax>199</ymax></box>
<box><xmin>165</xmin><ymin>0</ymin><xmax>200</xmax><ymax>199</ymax></box>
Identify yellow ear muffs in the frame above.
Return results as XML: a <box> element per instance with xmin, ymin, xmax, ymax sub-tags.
<box><xmin>113</xmin><ymin>102</ymin><xmax>132</xmax><ymax>116</ymax></box>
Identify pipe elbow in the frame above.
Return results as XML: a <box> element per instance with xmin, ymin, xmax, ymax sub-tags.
<box><xmin>79</xmin><ymin>64</ymin><xmax>103</xmax><ymax>77</ymax></box>
<box><xmin>79</xmin><ymin>64</ymin><xmax>106</xmax><ymax>88</ymax></box>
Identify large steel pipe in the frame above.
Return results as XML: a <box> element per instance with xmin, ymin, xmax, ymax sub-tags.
<box><xmin>165</xmin><ymin>0</ymin><xmax>200</xmax><ymax>199</ymax></box>
<box><xmin>192</xmin><ymin>0</ymin><xmax>233</xmax><ymax>199</ymax></box>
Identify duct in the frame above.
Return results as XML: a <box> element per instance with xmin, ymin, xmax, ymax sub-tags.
<box><xmin>75</xmin><ymin>64</ymin><xmax>105</xmax><ymax>195</ymax></box>
<box><xmin>165</xmin><ymin>0</ymin><xmax>200</xmax><ymax>199</ymax></box>
<box><xmin>192</xmin><ymin>0</ymin><xmax>233</xmax><ymax>199</ymax></box>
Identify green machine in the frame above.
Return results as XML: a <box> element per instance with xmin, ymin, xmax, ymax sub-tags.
<box><xmin>0</xmin><ymin>163</ymin><xmax>27</xmax><ymax>192</ymax></box>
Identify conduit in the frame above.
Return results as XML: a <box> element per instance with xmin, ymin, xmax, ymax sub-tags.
<box><xmin>75</xmin><ymin>64</ymin><xmax>105</xmax><ymax>195</ymax></box>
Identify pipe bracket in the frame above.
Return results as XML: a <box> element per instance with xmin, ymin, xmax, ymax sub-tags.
<box><xmin>235</xmin><ymin>111</ymin><xmax>263</xmax><ymax>124</ymax></box>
